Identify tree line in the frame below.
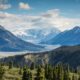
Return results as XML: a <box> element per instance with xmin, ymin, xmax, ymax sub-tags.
<box><xmin>0</xmin><ymin>62</ymin><xmax>80</xmax><ymax>80</ymax></box>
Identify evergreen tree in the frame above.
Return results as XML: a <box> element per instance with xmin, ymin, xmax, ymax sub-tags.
<box><xmin>8</xmin><ymin>61</ymin><xmax>13</xmax><ymax>69</ymax></box>
<box><xmin>35</xmin><ymin>65</ymin><xmax>45</xmax><ymax>80</ymax></box>
<box><xmin>78</xmin><ymin>76</ymin><xmax>80</xmax><ymax>80</ymax></box>
<box><xmin>30</xmin><ymin>62</ymin><xmax>35</xmax><ymax>70</ymax></box>
<box><xmin>22</xmin><ymin>66</ymin><xmax>33</xmax><ymax>80</ymax></box>
<box><xmin>63</xmin><ymin>64</ymin><xmax>70</xmax><ymax>80</ymax></box>
<box><xmin>53</xmin><ymin>66</ymin><xmax>57</xmax><ymax>80</ymax></box>
<box><xmin>57</xmin><ymin>63</ymin><xmax>64</xmax><ymax>80</ymax></box>
<box><xmin>47</xmin><ymin>65</ymin><xmax>53</xmax><ymax>80</ymax></box>
<box><xmin>44</xmin><ymin>64</ymin><xmax>48</xmax><ymax>79</ymax></box>
<box><xmin>22</xmin><ymin>67</ymin><xmax>28</xmax><ymax>80</ymax></box>
<box><xmin>0</xmin><ymin>65</ymin><xmax>5</xmax><ymax>80</ymax></box>
<box><xmin>72</xmin><ymin>75</ymin><xmax>75</xmax><ymax>80</ymax></box>
<box><xmin>63</xmin><ymin>70</ymin><xmax>70</xmax><ymax>80</ymax></box>
<box><xmin>29</xmin><ymin>72</ymin><xmax>33</xmax><ymax>80</ymax></box>
<box><xmin>19</xmin><ymin>68</ymin><xmax>23</xmax><ymax>75</ymax></box>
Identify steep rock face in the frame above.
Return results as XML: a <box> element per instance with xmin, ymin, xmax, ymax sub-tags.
<box><xmin>42</xmin><ymin>26</ymin><xmax>80</xmax><ymax>45</ymax></box>
<box><xmin>0</xmin><ymin>25</ymin><xmax>43</xmax><ymax>52</ymax></box>
<box><xmin>1</xmin><ymin>45</ymin><xmax>80</xmax><ymax>68</ymax></box>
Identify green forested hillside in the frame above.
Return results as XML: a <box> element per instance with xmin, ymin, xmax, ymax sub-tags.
<box><xmin>0</xmin><ymin>45</ymin><xmax>80</xmax><ymax>80</ymax></box>
<box><xmin>1</xmin><ymin>45</ymin><xmax>80</xmax><ymax>68</ymax></box>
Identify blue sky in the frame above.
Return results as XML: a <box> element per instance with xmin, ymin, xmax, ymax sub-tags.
<box><xmin>1</xmin><ymin>0</ymin><xmax>80</xmax><ymax>17</ymax></box>
<box><xmin>0</xmin><ymin>0</ymin><xmax>80</xmax><ymax>34</ymax></box>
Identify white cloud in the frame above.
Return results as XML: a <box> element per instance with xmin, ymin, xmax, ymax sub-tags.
<box><xmin>0</xmin><ymin>9</ymin><xmax>80</xmax><ymax>36</ymax></box>
<box><xmin>41</xmin><ymin>9</ymin><xmax>60</xmax><ymax>18</ymax></box>
<box><xmin>40</xmin><ymin>9</ymin><xmax>80</xmax><ymax>31</ymax></box>
<box><xmin>0</xmin><ymin>4</ymin><xmax>11</xmax><ymax>10</ymax></box>
<box><xmin>19</xmin><ymin>2</ymin><xmax>31</xmax><ymax>10</ymax></box>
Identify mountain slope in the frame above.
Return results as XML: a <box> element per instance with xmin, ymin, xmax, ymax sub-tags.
<box><xmin>0</xmin><ymin>25</ymin><xmax>43</xmax><ymax>52</ymax></box>
<box><xmin>1</xmin><ymin>45</ymin><xmax>80</xmax><ymax>68</ymax></box>
<box><xmin>41</xmin><ymin>26</ymin><xmax>80</xmax><ymax>45</ymax></box>
<box><xmin>17</xmin><ymin>27</ymin><xmax>60</xmax><ymax>43</ymax></box>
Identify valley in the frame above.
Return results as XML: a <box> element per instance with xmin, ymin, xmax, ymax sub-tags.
<box><xmin>0</xmin><ymin>0</ymin><xmax>80</xmax><ymax>79</ymax></box>
<box><xmin>0</xmin><ymin>25</ymin><xmax>80</xmax><ymax>80</ymax></box>
<box><xmin>0</xmin><ymin>45</ymin><xmax>80</xmax><ymax>80</ymax></box>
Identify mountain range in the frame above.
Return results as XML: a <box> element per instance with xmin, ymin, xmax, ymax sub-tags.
<box><xmin>41</xmin><ymin>26</ymin><xmax>80</xmax><ymax>45</ymax></box>
<box><xmin>17</xmin><ymin>27</ymin><xmax>60</xmax><ymax>43</ymax></box>
<box><xmin>0</xmin><ymin>25</ymin><xmax>80</xmax><ymax>52</ymax></box>
<box><xmin>0</xmin><ymin>25</ymin><xmax>43</xmax><ymax>52</ymax></box>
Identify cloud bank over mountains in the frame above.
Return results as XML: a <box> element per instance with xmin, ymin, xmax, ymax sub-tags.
<box><xmin>0</xmin><ymin>9</ymin><xmax>80</xmax><ymax>35</ymax></box>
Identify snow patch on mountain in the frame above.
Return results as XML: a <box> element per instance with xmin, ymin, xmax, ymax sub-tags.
<box><xmin>17</xmin><ymin>27</ymin><xmax>60</xmax><ymax>43</ymax></box>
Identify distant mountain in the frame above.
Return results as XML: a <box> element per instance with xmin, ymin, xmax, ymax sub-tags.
<box><xmin>1</xmin><ymin>45</ymin><xmax>80</xmax><ymax>68</ymax></box>
<box><xmin>17</xmin><ymin>27</ymin><xmax>60</xmax><ymax>43</ymax></box>
<box><xmin>0</xmin><ymin>25</ymin><xmax>43</xmax><ymax>52</ymax></box>
<box><xmin>41</xmin><ymin>26</ymin><xmax>80</xmax><ymax>45</ymax></box>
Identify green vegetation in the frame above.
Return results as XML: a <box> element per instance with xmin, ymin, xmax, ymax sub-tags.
<box><xmin>8</xmin><ymin>61</ymin><xmax>13</xmax><ymax>69</ymax></box>
<box><xmin>0</xmin><ymin>65</ymin><xmax>5</xmax><ymax>79</ymax></box>
<box><xmin>0</xmin><ymin>62</ymin><xmax>80</xmax><ymax>80</ymax></box>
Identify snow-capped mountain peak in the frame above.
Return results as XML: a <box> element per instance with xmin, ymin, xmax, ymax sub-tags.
<box><xmin>0</xmin><ymin>25</ymin><xmax>5</xmax><ymax>30</ymax></box>
<box><xmin>17</xmin><ymin>27</ymin><xmax>61</xmax><ymax>43</ymax></box>
<box><xmin>42</xmin><ymin>26</ymin><xmax>80</xmax><ymax>45</ymax></box>
<box><xmin>72</xmin><ymin>26</ymin><xmax>80</xmax><ymax>33</ymax></box>
<box><xmin>0</xmin><ymin>25</ymin><xmax>43</xmax><ymax>52</ymax></box>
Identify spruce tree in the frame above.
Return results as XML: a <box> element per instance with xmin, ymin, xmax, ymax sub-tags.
<box><xmin>0</xmin><ymin>65</ymin><xmax>5</xmax><ymax>80</ymax></box>
<box><xmin>8</xmin><ymin>61</ymin><xmax>13</xmax><ymax>69</ymax></box>
<box><xmin>47</xmin><ymin>65</ymin><xmax>53</xmax><ymax>80</ymax></box>
<box><xmin>63</xmin><ymin>70</ymin><xmax>70</xmax><ymax>80</ymax></box>
<box><xmin>63</xmin><ymin>64</ymin><xmax>70</xmax><ymax>80</ymax></box>
<box><xmin>78</xmin><ymin>76</ymin><xmax>80</xmax><ymax>80</ymax></box>
<box><xmin>30</xmin><ymin>62</ymin><xmax>35</xmax><ymax>70</ymax></box>
<box><xmin>57</xmin><ymin>63</ymin><xmax>64</xmax><ymax>80</ymax></box>
<box><xmin>72</xmin><ymin>75</ymin><xmax>75</xmax><ymax>80</ymax></box>
<box><xmin>53</xmin><ymin>67</ymin><xmax>57</xmax><ymax>80</ymax></box>
<box><xmin>29</xmin><ymin>72</ymin><xmax>33</xmax><ymax>80</ymax></box>
<box><xmin>19</xmin><ymin>68</ymin><xmax>22</xmax><ymax>75</ymax></box>
<box><xmin>45</xmin><ymin>64</ymin><xmax>48</xmax><ymax>79</ymax></box>
<box><xmin>22</xmin><ymin>67</ymin><xmax>29</xmax><ymax>80</ymax></box>
<box><xmin>35</xmin><ymin>65</ymin><xmax>45</xmax><ymax>80</ymax></box>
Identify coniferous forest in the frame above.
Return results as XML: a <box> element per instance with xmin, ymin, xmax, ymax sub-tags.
<box><xmin>0</xmin><ymin>62</ymin><xmax>80</xmax><ymax>80</ymax></box>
